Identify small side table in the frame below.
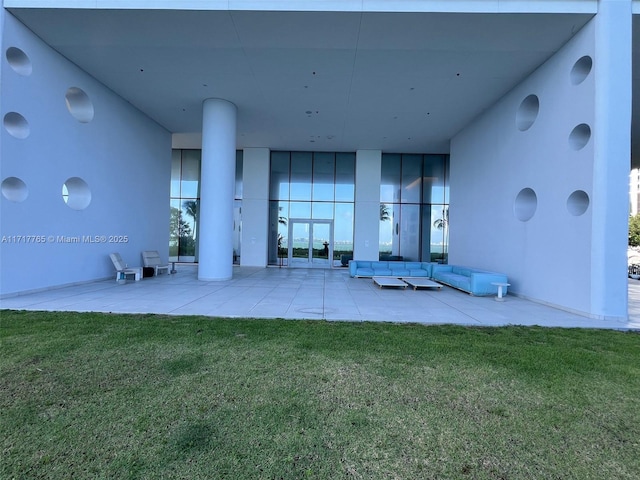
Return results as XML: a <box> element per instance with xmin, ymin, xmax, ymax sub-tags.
<box><xmin>492</xmin><ymin>282</ymin><xmax>511</xmax><ymax>302</ymax></box>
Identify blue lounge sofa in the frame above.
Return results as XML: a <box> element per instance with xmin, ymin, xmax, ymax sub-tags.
<box><xmin>349</xmin><ymin>260</ymin><xmax>436</xmax><ymax>278</ymax></box>
<box><xmin>431</xmin><ymin>264</ymin><xmax>508</xmax><ymax>296</ymax></box>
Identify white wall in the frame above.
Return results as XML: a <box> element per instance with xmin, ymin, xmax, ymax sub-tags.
<box><xmin>240</xmin><ymin>147</ymin><xmax>270</xmax><ymax>266</ymax></box>
<box><xmin>354</xmin><ymin>149</ymin><xmax>381</xmax><ymax>261</ymax></box>
<box><xmin>1</xmin><ymin>12</ymin><xmax>171</xmax><ymax>296</ymax></box>
<box><xmin>450</xmin><ymin>9</ymin><xmax>629</xmax><ymax>320</ymax></box>
<box><xmin>450</xmin><ymin>19</ymin><xmax>595</xmax><ymax>315</ymax></box>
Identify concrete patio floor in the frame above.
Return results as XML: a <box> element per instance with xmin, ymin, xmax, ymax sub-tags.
<box><xmin>2</xmin><ymin>265</ymin><xmax>639</xmax><ymax>330</ymax></box>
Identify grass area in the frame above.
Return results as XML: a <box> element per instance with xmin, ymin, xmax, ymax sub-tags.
<box><xmin>2</xmin><ymin>310</ymin><xmax>639</xmax><ymax>479</ymax></box>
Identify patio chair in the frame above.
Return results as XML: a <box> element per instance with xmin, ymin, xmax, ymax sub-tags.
<box><xmin>142</xmin><ymin>250</ymin><xmax>170</xmax><ymax>276</ymax></box>
<box><xmin>109</xmin><ymin>253</ymin><xmax>141</xmax><ymax>282</ymax></box>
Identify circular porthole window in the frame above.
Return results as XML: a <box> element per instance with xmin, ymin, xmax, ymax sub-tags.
<box><xmin>3</xmin><ymin>112</ymin><xmax>30</xmax><ymax>139</ymax></box>
<box><xmin>567</xmin><ymin>190</ymin><xmax>589</xmax><ymax>216</ymax></box>
<box><xmin>516</xmin><ymin>94</ymin><xmax>539</xmax><ymax>132</ymax></box>
<box><xmin>5</xmin><ymin>47</ymin><xmax>32</xmax><ymax>76</ymax></box>
<box><xmin>1</xmin><ymin>176</ymin><xmax>28</xmax><ymax>202</ymax></box>
<box><xmin>62</xmin><ymin>177</ymin><xmax>91</xmax><ymax>210</ymax></box>
<box><xmin>570</xmin><ymin>56</ymin><xmax>592</xmax><ymax>85</ymax></box>
<box><xmin>568</xmin><ymin>123</ymin><xmax>591</xmax><ymax>151</ymax></box>
<box><xmin>65</xmin><ymin>87</ymin><xmax>94</xmax><ymax>123</ymax></box>
<box><xmin>514</xmin><ymin>188</ymin><xmax>537</xmax><ymax>222</ymax></box>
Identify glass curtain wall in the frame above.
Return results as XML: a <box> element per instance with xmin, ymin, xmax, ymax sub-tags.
<box><xmin>380</xmin><ymin>154</ymin><xmax>449</xmax><ymax>263</ymax></box>
<box><xmin>170</xmin><ymin>149</ymin><xmax>243</xmax><ymax>263</ymax></box>
<box><xmin>268</xmin><ymin>151</ymin><xmax>355</xmax><ymax>266</ymax></box>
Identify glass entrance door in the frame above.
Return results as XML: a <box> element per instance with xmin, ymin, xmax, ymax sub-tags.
<box><xmin>288</xmin><ymin>219</ymin><xmax>333</xmax><ymax>268</ymax></box>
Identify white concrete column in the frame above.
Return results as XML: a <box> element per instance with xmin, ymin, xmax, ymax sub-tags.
<box><xmin>354</xmin><ymin>150</ymin><xmax>382</xmax><ymax>261</ymax></box>
<box><xmin>240</xmin><ymin>148</ymin><xmax>271</xmax><ymax>266</ymax></box>
<box><xmin>591</xmin><ymin>0</ymin><xmax>632</xmax><ymax>319</ymax></box>
<box><xmin>198</xmin><ymin>98</ymin><xmax>237</xmax><ymax>281</ymax></box>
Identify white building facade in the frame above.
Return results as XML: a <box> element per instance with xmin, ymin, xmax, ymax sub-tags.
<box><xmin>1</xmin><ymin>0</ymin><xmax>638</xmax><ymax>321</ymax></box>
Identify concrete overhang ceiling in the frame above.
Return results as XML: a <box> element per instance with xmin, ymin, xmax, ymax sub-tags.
<box><xmin>7</xmin><ymin>7</ymin><xmax>617</xmax><ymax>154</ymax></box>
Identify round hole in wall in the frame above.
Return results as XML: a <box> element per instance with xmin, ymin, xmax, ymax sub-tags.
<box><xmin>1</xmin><ymin>176</ymin><xmax>28</xmax><ymax>202</ymax></box>
<box><xmin>65</xmin><ymin>87</ymin><xmax>94</xmax><ymax>123</ymax></box>
<box><xmin>514</xmin><ymin>187</ymin><xmax>537</xmax><ymax>222</ymax></box>
<box><xmin>62</xmin><ymin>177</ymin><xmax>91</xmax><ymax>210</ymax></box>
<box><xmin>6</xmin><ymin>47</ymin><xmax>32</xmax><ymax>76</ymax></box>
<box><xmin>570</xmin><ymin>55</ymin><xmax>592</xmax><ymax>85</ymax></box>
<box><xmin>516</xmin><ymin>94</ymin><xmax>539</xmax><ymax>132</ymax></box>
<box><xmin>567</xmin><ymin>190</ymin><xmax>589</xmax><ymax>216</ymax></box>
<box><xmin>568</xmin><ymin>123</ymin><xmax>591</xmax><ymax>150</ymax></box>
<box><xmin>3</xmin><ymin>112</ymin><xmax>30</xmax><ymax>139</ymax></box>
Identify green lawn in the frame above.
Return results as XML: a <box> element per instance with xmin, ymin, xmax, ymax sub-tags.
<box><xmin>2</xmin><ymin>310</ymin><xmax>639</xmax><ymax>479</ymax></box>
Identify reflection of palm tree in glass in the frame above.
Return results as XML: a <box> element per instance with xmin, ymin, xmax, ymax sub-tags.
<box><xmin>277</xmin><ymin>208</ymin><xmax>287</xmax><ymax>259</ymax></box>
<box><xmin>433</xmin><ymin>207</ymin><xmax>449</xmax><ymax>262</ymax></box>
<box><xmin>182</xmin><ymin>200</ymin><xmax>198</xmax><ymax>257</ymax></box>
<box><xmin>170</xmin><ymin>206</ymin><xmax>194</xmax><ymax>257</ymax></box>
<box><xmin>278</xmin><ymin>215</ymin><xmax>287</xmax><ymax>259</ymax></box>
<box><xmin>183</xmin><ymin>200</ymin><xmax>197</xmax><ymax>235</ymax></box>
<box><xmin>380</xmin><ymin>204</ymin><xmax>391</xmax><ymax>221</ymax></box>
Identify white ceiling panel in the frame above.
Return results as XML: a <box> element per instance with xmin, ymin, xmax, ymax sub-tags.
<box><xmin>7</xmin><ymin>7</ymin><xmax>614</xmax><ymax>154</ymax></box>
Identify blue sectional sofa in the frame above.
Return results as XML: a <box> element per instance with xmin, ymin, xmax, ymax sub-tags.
<box><xmin>349</xmin><ymin>260</ymin><xmax>436</xmax><ymax>278</ymax></box>
<box><xmin>431</xmin><ymin>264</ymin><xmax>508</xmax><ymax>296</ymax></box>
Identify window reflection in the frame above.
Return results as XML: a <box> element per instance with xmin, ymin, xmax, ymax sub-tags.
<box><xmin>290</xmin><ymin>152</ymin><xmax>312</xmax><ymax>201</ymax></box>
<box><xmin>401</xmin><ymin>155</ymin><xmax>422</xmax><ymax>204</ymax></box>
<box><xmin>170</xmin><ymin>150</ymin><xmax>181</xmax><ymax>197</ymax></box>
<box><xmin>335</xmin><ymin>153</ymin><xmax>355</xmax><ymax>202</ymax></box>
<box><xmin>312</xmin><ymin>202</ymin><xmax>333</xmax><ymax>219</ymax></box>
<box><xmin>334</xmin><ymin>203</ymin><xmax>354</xmax><ymax>259</ymax></box>
<box><xmin>423</xmin><ymin>154</ymin><xmax>447</xmax><ymax>204</ymax></box>
<box><xmin>180</xmin><ymin>150</ymin><xmax>200</xmax><ymax>198</ymax></box>
<box><xmin>380</xmin><ymin>154</ymin><xmax>449</xmax><ymax>262</ymax></box>
<box><xmin>380</xmin><ymin>154</ymin><xmax>401</xmax><ymax>203</ymax></box>
<box><xmin>268</xmin><ymin>151</ymin><xmax>356</xmax><ymax>266</ymax></box>
<box><xmin>312</xmin><ymin>152</ymin><xmax>335</xmax><ymax>201</ymax></box>
<box><xmin>270</xmin><ymin>151</ymin><xmax>290</xmax><ymax>200</ymax></box>
<box><xmin>170</xmin><ymin>149</ymin><xmax>243</xmax><ymax>263</ymax></box>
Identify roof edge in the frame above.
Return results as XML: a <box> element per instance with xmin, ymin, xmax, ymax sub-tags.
<box><xmin>3</xmin><ymin>0</ymin><xmax>598</xmax><ymax>14</ymax></box>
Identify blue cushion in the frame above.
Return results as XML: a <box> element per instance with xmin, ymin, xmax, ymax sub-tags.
<box><xmin>452</xmin><ymin>266</ymin><xmax>472</xmax><ymax>276</ymax></box>
<box><xmin>409</xmin><ymin>269</ymin><xmax>429</xmax><ymax>277</ymax></box>
<box><xmin>373</xmin><ymin>268</ymin><xmax>393</xmax><ymax>276</ymax></box>
<box><xmin>356</xmin><ymin>267</ymin><xmax>375</xmax><ymax>276</ymax></box>
<box><xmin>390</xmin><ymin>268</ymin><xmax>410</xmax><ymax>276</ymax></box>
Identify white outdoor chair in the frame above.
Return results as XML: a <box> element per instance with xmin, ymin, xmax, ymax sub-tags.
<box><xmin>142</xmin><ymin>250</ymin><xmax>170</xmax><ymax>276</ymax></box>
<box><xmin>109</xmin><ymin>253</ymin><xmax>141</xmax><ymax>282</ymax></box>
